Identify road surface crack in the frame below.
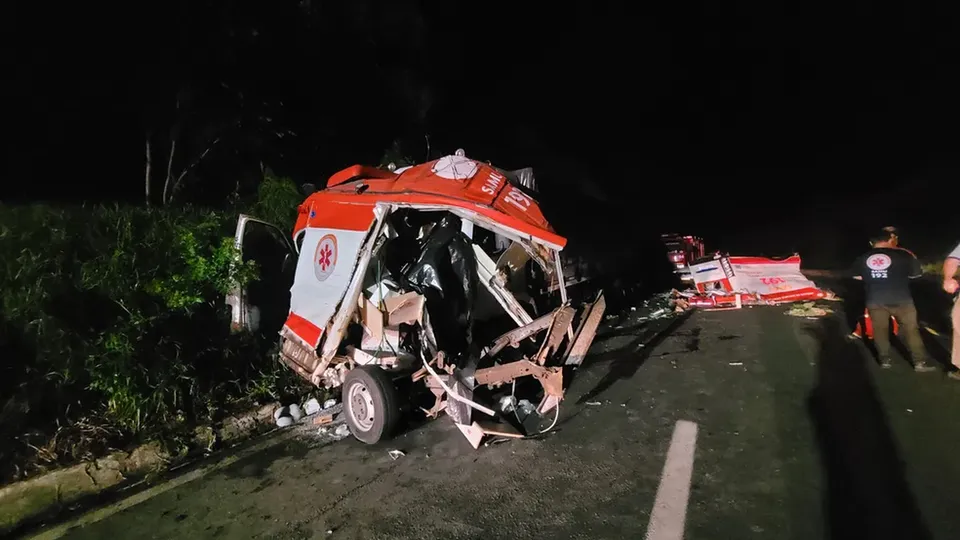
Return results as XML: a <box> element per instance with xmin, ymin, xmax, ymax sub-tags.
<box><xmin>267</xmin><ymin>461</ymin><xmax>400</xmax><ymax>537</ymax></box>
<box><xmin>314</xmin><ymin>465</ymin><xmax>397</xmax><ymax>518</ymax></box>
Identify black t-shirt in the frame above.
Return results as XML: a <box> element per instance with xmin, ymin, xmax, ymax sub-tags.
<box><xmin>850</xmin><ymin>247</ymin><xmax>922</xmax><ymax>306</ymax></box>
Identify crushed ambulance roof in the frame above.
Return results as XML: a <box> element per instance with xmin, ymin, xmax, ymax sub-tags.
<box><xmin>295</xmin><ymin>155</ymin><xmax>566</xmax><ymax>248</ymax></box>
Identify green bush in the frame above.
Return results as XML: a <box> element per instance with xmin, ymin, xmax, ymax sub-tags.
<box><xmin>0</xmin><ymin>198</ymin><xmax>308</xmax><ymax>482</ymax></box>
<box><xmin>251</xmin><ymin>173</ymin><xmax>303</xmax><ymax>231</ymax></box>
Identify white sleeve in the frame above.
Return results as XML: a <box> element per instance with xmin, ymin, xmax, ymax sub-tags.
<box><xmin>949</xmin><ymin>242</ymin><xmax>960</xmax><ymax>260</ymax></box>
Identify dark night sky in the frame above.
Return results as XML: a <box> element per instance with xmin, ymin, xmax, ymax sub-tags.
<box><xmin>4</xmin><ymin>0</ymin><xmax>960</xmax><ymax>254</ymax></box>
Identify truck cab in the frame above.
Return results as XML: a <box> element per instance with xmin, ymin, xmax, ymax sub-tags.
<box><xmin>661</xmin><ymin>233</ymin><xmax>705</xmax><ymax>282</ymax></box>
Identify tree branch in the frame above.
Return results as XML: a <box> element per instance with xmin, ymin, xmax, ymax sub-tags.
<box><xmin>167</xmin><ymin>136</ymin><xmax>222</xmax><ymax>203</ymax></box>
<box><xmin>162</xmin><ymin>137</ymin><xmax>177</xmax><ymax>205</ymax></box>
<box><xmin>161</xmin><ymin>96</ymin><xmax>181</xmax><ymax>205</ymax></box>
<box><xmin>144</xmin><ymin>135</ymin><xmax>152</xmax><ymax>207</ymax></box>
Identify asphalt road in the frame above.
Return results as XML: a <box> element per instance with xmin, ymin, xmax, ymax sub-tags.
<box><xmin>41</xmin><ymin>301</ymin><xmax>960</xmax><ymax>540</ymax></box>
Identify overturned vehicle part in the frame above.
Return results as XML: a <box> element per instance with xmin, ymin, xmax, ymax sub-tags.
<box><xmin>228</xmin><ymin>154</ymin><xmax>605</xmax><ymax>448</ymax></box>
<box><xmin>685</xmin><ymin>254</ymin><xmax>830</xmax><ymax>307</ymax></box>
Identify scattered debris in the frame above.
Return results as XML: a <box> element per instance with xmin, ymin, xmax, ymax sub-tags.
<box><xmin>785</xmin><ymin>302</ymin><xmax>833</xmax><ymax>318</ymax></box>
<box><xmin>625</xmin><ymin>290</ymin><xmax>693</xmax><ymax>321</ymax></box>
<box><xmin>388</xmin><ymin>450</ymin><xmax>405</xmax><ymax>460</ymax></box>
<box><xmin>483</xmin><ymin>437</ymin><xmax>513</xmax><ymax>446</ymax></box>
<box><xmin>515</xmin><ymin>400</ymin><xmax>537</xmax><ymax>422</ymax></box>
<box><xmin>585</xmin><ymin>401</ymin><xmax>603</xmax><ymax>406</ymax></box>
<box><xmin>499</xmin><ymin>395</ymin><xmax>517</xmax><ymax>414</ymax></box>
<box><xmin>729</xmin><ymin>362</ymin><xmax>743</xmax><ymax>366</ymax></box>
<box><xmin>304</xmin><ymin>398</ymin><xmax>322</xmax><ymax>416</ymax></box>
<box><xmin>288</xmin><ymin>404</ymin><xmax>303</xmax><ymax>421</ymax></box>
<box><xmin>275</xmin><ymin>402</ymin><xmax>310</xmax><ymax>427</ymax></box>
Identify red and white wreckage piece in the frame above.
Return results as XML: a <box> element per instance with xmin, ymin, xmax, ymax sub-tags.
<box><xmin>685</xmin><ymin>254</ymin><xmax>832</xmax><ymax>308</ymax></box>
<box><xmin>227</xmin><ymin>154</ymin><xmax>606</xmax><ymax>448</ymax></box>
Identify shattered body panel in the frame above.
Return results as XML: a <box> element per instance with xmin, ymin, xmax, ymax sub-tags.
<box><xmin>232</xmin><ymin>154</ymin><xmax>605</xmax><ymax>448</ymax></box>
<box><xmin>686</xmin><ymin>254</ymin><xmax>828</xmax><ymax>307</ymax></box>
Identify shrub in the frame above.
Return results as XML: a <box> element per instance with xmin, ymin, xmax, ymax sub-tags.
<box><xmin>251</xmin><ymin>173</ymin><xmax>302</xmax><ymax>231</ymax></box>
<box><xmin>0</xmin><ymin>202</ymin><xmax>307</xmax><ymax>482</ymax></box>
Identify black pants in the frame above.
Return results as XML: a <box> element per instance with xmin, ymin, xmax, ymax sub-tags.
<box><xmin>867</xmin><ymin>303</ymin><xmax>929</xmax><ymax>364</ymax></box>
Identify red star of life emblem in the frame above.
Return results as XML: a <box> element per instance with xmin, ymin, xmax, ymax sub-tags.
<box><xmin>313</xmin><ymin>234</ymin><xmax>338</xmax><ymax>281</ymax></box>
<box><xmin>318</xmin><ymin>244</ymin><xmax>333</xmax><ymax>271</ymax></box>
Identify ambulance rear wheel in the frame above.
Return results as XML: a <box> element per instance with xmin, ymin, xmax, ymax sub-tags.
<box><xmin>343</xmin><ymin>366</ymin><xmax>400</xmax><ymax>444</ymax></box>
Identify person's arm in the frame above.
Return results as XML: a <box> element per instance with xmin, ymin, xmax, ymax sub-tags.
<box><xmin>944</xmin><ymin>242</ymin><xmax>960</xmax><ymax>293</ymax></box>
<box><xmin>946</xmin><ymin>257</ymin><xmax>960</xmax><ymax>278</ymax></box>
<box><xmin>850</xmin><ymin>255</ymin><xmax>864</xmax><ymax>281</ymax></box>
<box><xmin>945</xmin><ymin>242</ymin><xmax>960</xmax><ymax>276</ymax></box>
<box><xmin>908</xmin><ymin>251</ymin><xmax>922</xmax><ymax>279</ymax></box>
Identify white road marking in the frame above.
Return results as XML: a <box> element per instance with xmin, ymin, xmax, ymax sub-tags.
<box><xmin>645</xmin><ymin>420</ymin><xmax>699</xmax><ymax>540</ymax></box>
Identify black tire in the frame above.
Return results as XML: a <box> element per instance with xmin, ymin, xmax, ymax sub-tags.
<box><xmin>342</xmin><ymin>366</ymin><xmax>401</xmax><ymax>444</ymax></box>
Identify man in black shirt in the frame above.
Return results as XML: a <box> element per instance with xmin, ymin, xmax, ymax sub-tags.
<box><xmin>850</xmin><ymin>229</ymin><xmax>935</xmax><ymax>371</ymax></box>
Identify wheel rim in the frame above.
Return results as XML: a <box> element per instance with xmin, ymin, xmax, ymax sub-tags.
<box><xmin>347</xmin><ymin>381</ymin><xmax>376</xmax><ymax>432</ymax></box>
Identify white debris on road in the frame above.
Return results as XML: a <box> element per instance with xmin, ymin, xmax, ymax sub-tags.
<box><xmin>304</xmin><ymin>398</ymin><xmax>322</xmax><ymax>416</ymax></box>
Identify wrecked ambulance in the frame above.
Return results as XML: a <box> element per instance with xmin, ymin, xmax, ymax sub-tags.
<box><xmin>227</xmin><ymin>153</ymin><xmax>605</xmax><ymax>448</ymax></box>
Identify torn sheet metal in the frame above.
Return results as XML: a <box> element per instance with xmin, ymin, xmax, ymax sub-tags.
<box><xmin>535</xmin><ymin>305</ymin><xmax>575</xmax><ymax>365</ymax></box>
<box><xmin>284</xmin><ymin>223</ymin><xmax>376</xmax><ymax>348</ymax></box>
<box><xmin>473</xmin><ymin>243</ymin><xmax>535</xmax><ymax>326</ymax></box>
<box><xmin>317</xmin><ymin>208</ymin><xmax>391</xmax><ymax>367</ymax></box>
<box><xmin>495</xmin><ymin>241</ymin><xmax>532</xmax><ymax>286</ymax></box>
<box><xmin>687</xmin><ymin>254</ymin><xmax>828</xmax><ymax>307</ymax></box>
<box><xmin>422</xmin><ymin>353</ymin><xmax>496</xmax><ymax>418</ymax></box>
<box><xmin>357</xmin><ymin>292</ymin><xmax>426</xmax><ymax>352</ymax></box>
<box><xmin>564</xmin><ymin>292</ymin><xmax>606</xmax><ymax>366</ymax></box>
<box><xmin>483</xmin><ymin>309</ymin><xmax>558</xmax><ymax>358</ymax></box>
